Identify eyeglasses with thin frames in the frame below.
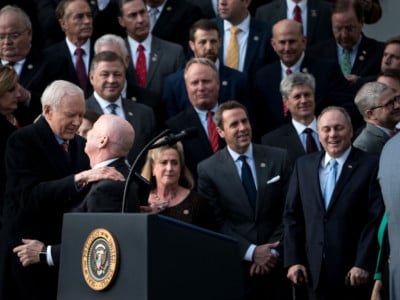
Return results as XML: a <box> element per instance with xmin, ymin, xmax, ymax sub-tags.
<box><xmin>0</xmin><ymin>29</ymin><xmax>29</xmax><ymax>41</ymax></box>
<box><xmin>370</xmin><ymin>96</ymin><xmax>400</xmax><ymax>110</ymax></box>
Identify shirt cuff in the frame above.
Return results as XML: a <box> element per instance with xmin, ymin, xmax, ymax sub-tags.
<box><xmin>244</xmin><ymin>244</ymin><xmax>256</xmax><ymax>261</ymax></box>
<box><xmin>46</xmin><ymin>245</ymin><xmax>55</xmax><ymax>266</ymax></box>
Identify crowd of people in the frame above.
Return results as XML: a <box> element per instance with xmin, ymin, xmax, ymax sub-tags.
<box><xmin>0</xmin><ymin>0</ymin><xmax>399</xmax><ymax>299</ymax></box>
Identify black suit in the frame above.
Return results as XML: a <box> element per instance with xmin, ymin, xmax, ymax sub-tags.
<box><xmin>166</xmin><ymin>107</ymin><xmax>225</xmax><ymax>183</ymax></box>
<box><xmin>253</xmin><ymin>53</ymin><xmax>356</xmax><ymax>136</ymax></box>
<box><xmin>0</xmin><ymin>117</ymin><xmax>90</xmax><ymax>300</ymax></box>
<box><xmin>255</xmin><ymin>0</ymin><xmax>333</xmax><ymax>47</ymax></box>
<box><xmin>284</xmin><ymin>148</ymin><xmax>384</xmax><ymax>299</ymax></box>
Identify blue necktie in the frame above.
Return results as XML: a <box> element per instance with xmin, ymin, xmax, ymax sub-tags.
<box><xmin>323</xmin><ymin>159</ymin><xmax>337</xmax><ymax>209</ymax></box>
<box><xmin>239</xmin><ymin>155</ymin><xmax>257</xmax><ymax>209</ymax></box>
<box><xmin>107</xmin><ymin>103</ymin><xmax>118</xmax><ymax>115</ymax></box>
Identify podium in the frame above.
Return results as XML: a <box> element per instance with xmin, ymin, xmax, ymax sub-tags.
<box><xmin>57</xmin><ymin>213</ymin><xmax>244</xmax><ymax>300</ymax></box>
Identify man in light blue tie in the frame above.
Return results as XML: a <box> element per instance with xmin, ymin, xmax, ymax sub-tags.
<box><xmin>284</xmin><ymin>106</ymin><xmax>384</xmax><ymax>300</ymax></box>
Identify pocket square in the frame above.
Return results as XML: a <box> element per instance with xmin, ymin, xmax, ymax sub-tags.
<box><xmin>266</xmin><ymin>175</ymin><xmax>280</xmax><ymax>184</ymax></box>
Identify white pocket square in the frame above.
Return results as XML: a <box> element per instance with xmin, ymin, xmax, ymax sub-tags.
<box><xmin>266</xmin><ymin>175</ymin><xmax>280</xmax><ymax>184</ymax></box>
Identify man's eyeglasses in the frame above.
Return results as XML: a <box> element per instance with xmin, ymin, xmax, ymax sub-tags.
<box><xmin>332</xmin><ymin>25</ymin><xmax>358</xmax><ymax>34</ymax></box>
<box><xmin>0</xmin><ymin>29</ymin><xmax>28</xmax><ymax>41</ymax></box>
<box><xmin>370</xmin><ymin>96</ymin><xmax>400</xmax><ymax>110</ymax></box>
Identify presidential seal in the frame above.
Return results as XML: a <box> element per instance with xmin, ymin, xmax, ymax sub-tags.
<box><xmin>82</xmin><ymin>228</ymin><xmax>119</xmax><ymax>291</ymax></box>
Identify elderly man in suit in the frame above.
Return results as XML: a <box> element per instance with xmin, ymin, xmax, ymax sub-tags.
<box><xmin>253</xmin><ymin>19</ymin><xmax>355</xmax><ymax>137</ymax></box>
<box><xmin>353</xmin><ymin>81</ymin><xmax>400</xmax><ymax>154</ymax></box>
<box><xmin>255</xmin><ymin>0</ymin><xmax>333</xmax><ymax>47</ymax></box>
<box><xmin>118</xmin><ymin>0</ymin><xmax>186</xmax><ymax>97</ymax></box>
<box><xmin>0</xmin><ymin>80</ymin><xmax>124</xmax><ymax>300</ymax></box>
<box><xmin>0</xmin><ymin>5</ymin><xmax>50</xmax><ymax>121</ymax></box>
<box><xmin>284</xmin><ymin>106</ymin><xmax>384</xmax><ymax>300</ymax></box>
<box><xmin>216</xmin><ymin>0</ymin><xmax>275</xmax><ymax>77</ymax></box>
<box><xmin>378</xmin><ymin>132</ymin><xmax>400</xmax><ymax>300</ymax></box>
<box><xmin>163</xmin><ymin>18</ymin><xmax>249</xmax><ymax>119</ymax></box>
<box><xmin>44</xmin><ymin>0</ymin><xmax>94</xmax><ymax>95</ymax></box>
<box><xmin>86</xmin><ymin>51</ymin><xmax>156</xmax><ymax>165</ymax></box>
<box><xmin>262</xmin><ymin>72</ymin><xmax>321</xmax><ymax>167</ymax></box>
<box><xmin>309</xmin><ymin>0</ymin><xmax>384</xmax><ymax>87</ymax></box>
<box><xmin>198</xmin><ymin>101</ymin><xmax>292</xmax><ymax>300</ymax></box>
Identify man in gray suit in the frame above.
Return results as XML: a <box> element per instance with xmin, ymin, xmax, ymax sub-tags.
<box><xmin>118</xmin><ymin>0</ymin><xmax>185</xmax><ymax>97</ymax></box>
<box><xmin>197</xmin><ymin>101</ymin><xmax>292</xmax><ymax>300</ymax></box>
<box><xmin>353</xmin><ymin>81</ymin><xmax>400</xmax><ymax>154</ymax></box>
<box><xmin>255</xmin><ymin>0</ymin><xmax>332</xmax><ymax>47</ymax></box>
<box><xmin>86</xmin><ymin>51</ymin><xmax>156</xmax><ymax>165</ymax></box>
<box><xmin>378</xmin><ymin>133</ymin><xmax>400</xmax><ymax>300</ymax></box>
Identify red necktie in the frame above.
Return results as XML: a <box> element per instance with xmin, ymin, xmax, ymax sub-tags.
<box><xmin>294</xmin><ymin>5</ymin><xmax>302</xmax><ymax>23</ymax></box>
<box><xmin>207</xmin><ymin>111</ymin><xmax>219</xmax><ymax>152</ymax></box>
<box><xmin>61</xmin><ymin>141</ymin><xmax>69</xmax><ymax>153</ymax></box>
<box><xmin>75</xmin><ymin>48</ymin><xmax>87</xmax><ymax>90</ymax></box>
<box><xmin>136</xmin><ymin>44</ymin><xmax>147</xmax><ymax>88</ymax></box>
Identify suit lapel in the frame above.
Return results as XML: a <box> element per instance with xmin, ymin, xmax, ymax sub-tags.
<box><xmin>253</xmin><ymin>146</ymin><xmax>271</xmax><ymax>214</ymax></box>
<box><xmin>286</xmin><ymin>124</ymin><xmax>307</xmax><ymax>157</ymax></box>
<box><xmin>147</xmin><ymin>37</ymin><xmax>161</xmax><ymax>86</ymax></box>
<box><xmin>243</xmin><ymin>19</ymin><xmax>260</xmax><ymax>73</ymax></box>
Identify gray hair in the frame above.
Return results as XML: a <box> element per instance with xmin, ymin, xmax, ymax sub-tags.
<box><xmin>0</xmin><ymin>5</ymin><xmax>32</xmax><ymax>30</ymax></box>
<box><xmin>317</xmin><ymin>106</ymin><xmax>352</xmax><ymax>129</ymax></box>
<box><xmin>355</xmin><ymin>82</ymin><xmax>390</xmax><ymax>119</ymax></box>
<box><xmin>94</xmin><ymin>34</ymin><xmax>129</xmax><ymax>58</ymax></box>
<box><xmin>280</xmin><ymin>72</ymin><xmax>316</xmax><ymax>98</ymax></box>
<box><xmin>41</xmin><ymin>80</ymin><xmax>84</xmax><ymax>110</ymax></box>
<box><xmin>184</xmin><ymin>57</ymin><xmax>219</xmax><ymax>82</ymax></box>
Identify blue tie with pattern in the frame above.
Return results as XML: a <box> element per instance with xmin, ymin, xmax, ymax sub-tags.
<box><xmin>323</xmin><ymin>159</ymin><xmax>337</xmax><ymax>209</ymax></box>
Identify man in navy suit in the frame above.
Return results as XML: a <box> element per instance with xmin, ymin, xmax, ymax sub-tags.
<box><xmin>284</xmin><ymin>106</ymin><xmax>384</xmax><ymax>300</ymax></box>
<box><xmin>216</xmin><ymin>0</ymin><xmax>276</xmax><ymax>77</ymax></box>
<box><xmin>44</xmin><ymin>0</ymin><xmax>94</xmax><ymax>95</ymax></box>
<box><xmin>309</xmin><ymin>0</ymin><xmax>384</xmax><ymax>87</ymax></box>
<box><xmin>163</xmin><ymin>19</ymin><xmax>249</xmax><ymax>119</ymax></box>
<box><xmin>255</xmin><ymin>0</ymin><xmax>333</xmax><ymax>47</ymax></box>
<box><xmin>85</xmin><ymin>51</ymin><xmax>156</xmax><ymax>165</ymax></box>
<box><xmin>262</xmin><ymin>72</ymin><xmax>321</xmax><ymax>167</ymax></box>
<box><xmin>253</xmin><ymin>19</ymin><xmax>355</xmax><ymax>137</ymax></box>
<box><xmin>198</xmin><ymin>100</ymin><xmax>292</xmax><ymax>300</ymax></box>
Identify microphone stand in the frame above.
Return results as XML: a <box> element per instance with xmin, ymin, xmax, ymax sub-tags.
<box><xmin>121</xmin><ymin>129</ymin><xmax>171</xmax><ymax>213</ymax></box>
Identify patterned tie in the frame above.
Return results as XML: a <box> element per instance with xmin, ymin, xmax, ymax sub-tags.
<box><xmin>61</xmin><ymin>141</ymin><xmax>69</xmax><ymax>153</ymax></box>
<box><xmin>207</xmin><ymin>111</ymin><xmax>219</xmax><ymax>153</ymax></box>
<box><xmin>304</xmin><ymin>128</ymin><xmax>318</xmax><ymax>153</ymax></box>
<box><xmin>149</xmin><ymin>7</ymin><xmax>159</xmax><ymax>31</ymax></box>
<box><xmin>323</xmin><ymin>159</ymin><xmax>337</xmax><ymax>209</ymax></box>
<box><xmin>107</xmin><ymin>103</ymin><xmax>118</xmax><ymax>115</ymax></box>
<box><xmin>239</xmin><ymin>155</ymin><xmax>257</xmax><ymax>209</ymax></box>
<box><xmin>294</xmin><ymin>5</ymin><xmax>302</xmax><ymax>23</ymax></box>
<box><xmin>340</xmin><ymin>49</ymin><xmax>352</xmax><ymax>76</ymax></box>
<box><xmin>75</xmin><ymin>48</ymin><xmax>87</xmax><ymax>90</ymax></box>
<box><xmin>136</xmin><ymin>44</ymin><xmax>147</xmax><ymax>88</ymax></box>
<box><xmin>226</xmin><ymin>27</ymin><xmax>241</xmax><ymax>70</ymax></box>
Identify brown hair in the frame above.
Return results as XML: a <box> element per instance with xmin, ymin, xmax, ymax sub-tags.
<box><xmin>0</xmin><ymin>65</ymin><xmax>18</xmax><ymax>97</ymax></box>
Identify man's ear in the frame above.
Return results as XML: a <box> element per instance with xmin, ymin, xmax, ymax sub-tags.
<box><xmin>217</xmin><ymin>126</ymin><xmax>225</xmax><ymax>138</ymax></box>
<box><xmin>98</xmin><ymin>136</ymin><xmax>109</xmax><ymax>149</ymax></box>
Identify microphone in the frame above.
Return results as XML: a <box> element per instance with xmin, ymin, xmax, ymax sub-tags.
<box><xmin>149</xmin><ymin>127</ymin><xmax>198</xmax><ymax>149</ymax></box>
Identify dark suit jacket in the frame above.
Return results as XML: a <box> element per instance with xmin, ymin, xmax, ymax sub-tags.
<box><xmin>283</xmin><ymin>148</ymin><xmax>384</xmax><ymax>290</ymax></box>
<box><xmin>0</xmin><ymin>117</ymin><xmax>90</xmax><ymax>300</ymax></box>
<box><xmin>162</xmin><ymin>64</ymin><xmax>249</xmax><ymax>119</ymax></box>
<box><xmin>197</xmin><ymin>144</ymin><xmax>291</xmax><ymax>257</ymax></box>
<box><xmin>309</xmin><ymin>34</ymin><xmax>385</xmax><ymax>87</ymax></box>
<box><xmin>166</xmin><ymin>107</ymin><xmax>226</xmax><ymax>183</ymax></box>
<box><xmin>85</xmin><ymin>95</ymin><xmax>156</xmax><ymax>165</ymax></box>
<box><xmin>353</xmin><ymin>122</ymin><xmax>390</xmax><ymax>155</ymax></box>
<box><xmin>126</xmin><ymin>35</ymin><xmax>186</xmax><ymax>97</ymax></box>
<box><xmin>44</xmin><ymin>40</ymin><xmax>94</xmax><ymax>96</ymax></box>
<box><xmin>261</xmin><ymin>122</ymin><xmax>309</xmax><ymax>167</ymax></box>
<box><xmin>151</xmin><ymin>0</ymin><xmax>204</xmax><ymax>53</ymax></box>
<box><xmin>186</xmin><ymin>0</ymin><xmax>216</xmax><ymax>18</ymax></box>
<box><xmin>253</xmin><ymin>53</ymin><xmax>356</xmax><ymax>136</ymax></box>
<box><xmin>255</xmin><ymin>0</ymin><xmax>333</xmax><ymax>47</ymax></box>
<box><xmin>74</xmin><ymin>158</ymin><xmax>140</xmax><ymax>213</ymax></box>
<box><xmin>216</xmin><ymin>17</ymin><xmax>276</xmax><ymax>78</ymax></box>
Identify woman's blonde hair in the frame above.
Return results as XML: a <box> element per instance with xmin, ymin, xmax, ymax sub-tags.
<box><xmin>0</xmin><ymin>65</ymin><xmax>18</xmax><ymax>97</ymax></box>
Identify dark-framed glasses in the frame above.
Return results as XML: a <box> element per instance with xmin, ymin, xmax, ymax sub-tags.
<box><xmin>0</xmin><ymin>29</ymin><xmax>29</xmax><ymax>41</ymax></box>
<box><xmin>370</xmin><ymin>96</ymin><xmax>400</xmax><ymax>110</ymax></box>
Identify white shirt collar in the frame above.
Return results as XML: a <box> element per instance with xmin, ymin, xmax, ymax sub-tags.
<box><xmin>292</xmin><ymin>117</ymin><xmax>317</xmax><ymax>135</ymax></box>
<box><xmin>286</xmin><ymin>0</ymin><xmax>308</xmax><ymax>14</ymax></box>
<box><xmin>127</xmin><ymin>34</ymin><xmax>152</xmax><ymax>52</ymax></box>
<box><xmin>227</xmin><ymin>143</ymin><xmax>253</xmax><ymax>162</ymax></box>
<box><xmin>323</xmin><ymin>146</ymin><xmax>351</xmax><ymax>168</ymax></box>
<box><xmin>93</xmin><ymin>158</ymin><xmax>120</xmax><ymax>169</ymax></box>
<box><xmin>65</xmin><ymin>37</ymin><xmax>91</xmax><ymax>56</ymax></box>
<box><xmin>223</xmin><ymin>13</ymin><xmax>251</xmax><ymax>33</ymax></box>
<box><xmin>93</xmin><ymin>91</ymin><xmax>123</xmax><ymax>111</ymax></box>
<box><xmin>280</xmin><ymin>52</ymin><xmax>305</xmax><ymax>74</ymax></box>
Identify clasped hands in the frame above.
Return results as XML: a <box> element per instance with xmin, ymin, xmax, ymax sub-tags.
<box><xmin>250</xmin><ymin>241</ymin><xmax>280</xmax><ymax>276</ymax></box>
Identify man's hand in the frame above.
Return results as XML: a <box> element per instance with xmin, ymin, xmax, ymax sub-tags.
<box><xmin>250</xmin><ymin>241</ymin><xmax>280</xmax><ymax>276</ymax></box>
<box><xmin>345</xmin><ymin>74</ymin><xmax>359</xmax><ymax>84</ymax></box>
<box><xmin>75</xmin><ymin>166</ymin><xmax>125</xmax><ymax>187</ymax></box>
<box><xmin>371</xmin><ymin>279</ymin><xmax>382</xmax><ymax>300</ymax></box>
<box><xmin>346</xmin><ymin>266</ymin><xmax>370</xmax><ymax>286</ymax></box>
<box><xmin>13</xmin><ymin>239</ymin><xmax>45</xmax><ymax>267</ymax></box>
<box><xmin>287</xmin><ymin>264</ymin><xmax>308</xmax><ymax>285</ymax></box>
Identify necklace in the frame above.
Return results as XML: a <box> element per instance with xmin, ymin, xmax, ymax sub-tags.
<box><xmin>151</xmin><ymin>190</ymin><xmax>176</xmax><ymax>210</ymax></box>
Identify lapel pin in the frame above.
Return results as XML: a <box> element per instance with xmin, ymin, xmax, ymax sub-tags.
<box><xmin>166</xmin><ymin>6</ymin><xmax>172</xmax><ymax>11</ymax></box>
<box><xmin>222</xmin><ymin>81</ymin><xmax>228</xmax><ymax>86</ymax></box>
<box><xmin>128</xmin><ymin>112</ymin><xmax>133</xmax><ymax>116</ymax></box>
<box><xmin>359</xmin><ymin>56</ymin><xmax>365</xmax><ymax>61</ymax></box>
<box><xmin>90</xmin><ymin>0</ymin><xmax>96</xmax><ymax>5</ymax></box>
<box><xmin>348</xmin><ymin>165</ymin><xmax>353</xmax><ymax>168</ymax></box>
<box><xmin>151</xmin><ymin>54</ymin><xmax>158</xmax><ymax>62</ymax></box>
<box><xmin>302</xmin><ymin>68</ymin><xmax>308</xmax><ymax>73</ymax></box>
<box><xmin>260</xmin><ymin>163</ymin><xmax>266</xmax><ymax>168</ymax></box>
<box><xmin>311</xmin><ymin>10</ymin><xmax>317</xmax><ymax>17</ymax></box>
<box><xmin>131</xmin><ymin>96</ymin><xmax>137</xmax><ymax>102</ymax></box>
<box><xmin>362</xmin><ymin>50</ymin><xmax>367</xmax><ymax>55</ymax></box>
<box><xmin>27</xmin><ymin>64</ymin><xmax>33</xmax><ymax>70</ymax></box>
<box><xmin>253</xmin><ymin>36</ymin><xmax>259</xmax><ymax>42</ymax></box>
